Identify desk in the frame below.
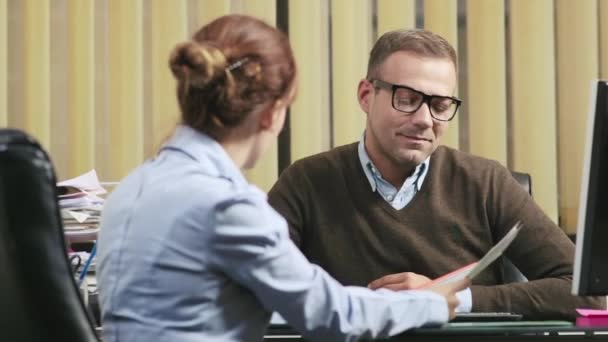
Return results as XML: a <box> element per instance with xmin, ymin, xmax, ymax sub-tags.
<box><xmin>264</xmin><ymin>323</ymin><xmax>608</xmax><ymax>341</ymax></box>
<box><xmin>65</xmin><ymin>228</ymin><xmax>99</xmax><ymax>244</ymax></box>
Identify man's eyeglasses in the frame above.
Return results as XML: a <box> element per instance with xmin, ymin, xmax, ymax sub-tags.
<box><xmin>370</xmin><ymin>79</ymin><xmax>462</xmax><ymax>122</ymax></box>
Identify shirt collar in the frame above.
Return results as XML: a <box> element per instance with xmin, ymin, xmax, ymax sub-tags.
<box><xmin>357</xmin><ymin>131</ymin><xmax>430</xmax><ymax>192</ymax></box>
<box><xmin>161</xmin><ymin>125</ymin><xmax>248</xmax><ymax>188</ymax></box>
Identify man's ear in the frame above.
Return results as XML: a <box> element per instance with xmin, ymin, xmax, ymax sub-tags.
<box><xmin>357</xmin><ymin>79</ymin><xmax>373</xmax><ymax>114</ymax></box>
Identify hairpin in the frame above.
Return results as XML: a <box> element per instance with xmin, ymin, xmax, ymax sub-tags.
<box><xmin>226</xmin><ymin>58</ymin><xmax>250</xmax><ymax>72</ymax></box>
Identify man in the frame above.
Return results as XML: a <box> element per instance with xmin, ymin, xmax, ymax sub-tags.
<box><xmin>268</xmin><ymin>28</ymin><xmax>605</xmax><ymax>320</ymax></box>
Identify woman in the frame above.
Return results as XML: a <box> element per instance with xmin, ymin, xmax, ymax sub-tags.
<box><xmin>97</xmin><ymin>14</ymin><xmax>468</xmax><ymax>342</ymax></box>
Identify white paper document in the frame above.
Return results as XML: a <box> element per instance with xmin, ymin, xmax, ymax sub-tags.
<box><xmin>420</xmin><ymin>221</ymin><xmax>523</xmax><ymax>288</ymax></box>
<box><xmin>57</xmin><ymin>169</ymin><xmax>107</xmax><ymax>196</ymax></box>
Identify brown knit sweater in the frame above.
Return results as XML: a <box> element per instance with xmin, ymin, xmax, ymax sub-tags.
<box><xmin>268</xmin><ymin>143</ymin><xmax>605</xmax><ymax>320</ymax></box>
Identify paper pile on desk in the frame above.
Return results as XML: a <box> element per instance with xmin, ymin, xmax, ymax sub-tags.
<box><xmin>57</xmin><ymin>170</ymin><xmax>106</xmax><ymax>231</ymax></box>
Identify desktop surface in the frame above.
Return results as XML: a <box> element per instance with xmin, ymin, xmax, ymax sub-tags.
<box><xmin>265</xmin><ymin>321</ymin><xmax>608</xmax><ymax>341</ymax></box>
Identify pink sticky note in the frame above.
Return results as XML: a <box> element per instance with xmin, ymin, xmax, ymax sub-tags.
<box><xmin>577</xmin><ymin>309</ymin><xmax>608</xmax><ymax>317</ymax></box>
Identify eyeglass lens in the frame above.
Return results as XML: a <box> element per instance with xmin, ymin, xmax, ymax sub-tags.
<box><xmin>393</xmin><ymin>87</ymin><xmax>457</xmax><ymax>120</ymax></box>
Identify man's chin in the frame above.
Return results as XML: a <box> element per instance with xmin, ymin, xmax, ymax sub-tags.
<box><xmin>401</xmin><ymin>145</ymin><xmax>438</xmax><ymax>162</ymax></box>
<box><xmin>394</xmin><ymin>151</ymin><xmax>427</xmax><ymax>167</ymax></box>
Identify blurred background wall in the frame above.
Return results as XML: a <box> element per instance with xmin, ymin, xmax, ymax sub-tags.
<box><xmin>0</xmin><ymin>0</ymin><xmax>607</xmax><ymax>234</ymax></box>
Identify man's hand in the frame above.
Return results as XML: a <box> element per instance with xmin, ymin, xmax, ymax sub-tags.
<box><xmin>427</xmin><ymin>277</ymin><xmax>471</xmax><ymax>320</ymax></box>
<box><xmin>368</xmin><ymin>272</ymin><xmax>432</xmax><ymax>291</ymax></box>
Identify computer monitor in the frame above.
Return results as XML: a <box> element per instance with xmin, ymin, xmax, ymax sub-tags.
<box><xmin>572</xmin><ymin>80</ymin><xmax>608</xmax><ymax>296</ymax></box>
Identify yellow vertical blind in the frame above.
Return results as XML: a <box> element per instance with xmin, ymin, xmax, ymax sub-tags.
<box><xmin>49</xmin><ymin>0</ymin><xmax>69</xmax><ymax>178</ymax></box>
<box><xmin>600</xmin><ymin>0</ymin><xmax>608</xmax><ymax>79</ymax></box>
<box><xmin>331</xmin><ymin>0</ymin><xmax>371</xmax><ymax>146</ymax></box>
<box><xmin>466</xmin><ymin>0</ymin><xmax>507</xmax><ymax>164</ymax></box>
<box><xmin>288</xmin><ymin>0</ymin><xmax>330</xmax><ymax>161</ymax></box>
<box><xmin>0</xmin><ymin>0</ymin><xmax>6</xmax><ymax>127</ymax></box>
<box><xmin>376</xmin><ymin>0</ymin><xmax>416</xmax><ymax>35</ymax></box>
<box><xmin>107</xmin><ymin>0</ymin><xmax>144</xmax><ymax>181</ymax></box>
<box><xmin>23</xmin><ymin>0</ymin><xmax>50</xmax><ymax>148</ymax></box>
<box><xmin>198</xmin><ymin>0</ymin><xmax>230</xmax><ymax>26</ymax></box>
<box><xmin>93</xmin><ymin>0</ymin><xmax>111</xmax><ymax>180</ymax></box>
<box><xmin>0</xmin><ymin>0</ymin><xmax>605</xmax><ymax>231</ymax></box>
<box><xmin>67</xmin><ymin>0</ymin><xmax>95</xmax><ymax>177</ymax></box>
<box><xmin>240</xmin><ymin>0</ymin><xmax>275</xmax><ymax>28</ymax></box>
<box><xmin>150</xmin><ymin>0</ymin><xmax>187</xmax><ymax>157</ymax></box>
<box><xmin>509</xmin><ymin>0</ymin><xmax>559</xmax><ymax>223</ymax></box>
<box><xmin>555</xmin><ymin>0</ymin><xmax>599</xmax><ymax>233</ymax></box>
<box><xmin>424</xmin><ymin>0</ymin><xmax>459</xmax><ymax>149</ymax></box>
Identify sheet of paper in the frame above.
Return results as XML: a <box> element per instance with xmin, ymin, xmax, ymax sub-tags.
<box><xmin>57</xmin><ymin>169</ymin><xmax>107</xmax><ymax>195</ymax></box>
<box><xmin>420</xmin><ymin>262</ymin><xmax>478</xmax><ymax>288</ymax></box>
<box><xmin>62</xmin><ymin>209</ymin><xmax>89</xmax><ymax>223</ymax></box>
<box><xmin>422</xmin><ymin>221</ymin><xmax>523</xmax><ymax>288</ymax></box>
<box><xmin>467</xmin><ymin>221</ymin><xmax>523</xmax><ymax>279</ymax></box>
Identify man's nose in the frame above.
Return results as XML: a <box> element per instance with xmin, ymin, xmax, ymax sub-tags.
<box><xmin>410</xmin><ymin>101</ymin><xmax>434</xmax><ymax>128</ymax></box>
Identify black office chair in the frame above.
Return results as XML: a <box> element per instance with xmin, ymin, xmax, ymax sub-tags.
<box><xmin>510</xmin><ymin>170</ymin><xmax>532</xmax><ymax>198</ymax></box>
<box><xmin>502</xmin><ymin>170</ymin><xmax>533</xmax><ymax>284</ymax></box>
<box><xmin>0</xmin><ymin>129</ymin><xmax>98</xmax><ymax>341</ymax></box>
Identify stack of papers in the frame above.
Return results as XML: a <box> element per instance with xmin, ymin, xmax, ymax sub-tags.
<box><xmin>57</xmin><ymin>170</ymin><xmax>106</xmax><ymax>232</ymax></box>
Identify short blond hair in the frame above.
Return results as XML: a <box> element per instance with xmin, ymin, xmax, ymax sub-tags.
<box><xmin>366</xmin><ymin>28</ymin><xmax>457</xmax><ymax>79</ymax></box>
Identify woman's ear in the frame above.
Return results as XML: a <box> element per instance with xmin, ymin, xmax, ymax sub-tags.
<box><xmin>259</xmin><ymin>100</ymin><xmax>286</xmax><ymax>131</ymax></box>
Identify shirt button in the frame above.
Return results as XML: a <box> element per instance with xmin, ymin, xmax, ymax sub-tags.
<box><xmin>387</xmin><ymin>195</ymin><xmax>394</xmax><ymax>200</ymax></box>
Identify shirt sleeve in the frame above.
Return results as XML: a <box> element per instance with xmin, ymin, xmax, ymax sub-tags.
<box><xmin>455</xmin><ymin>288</ymin><xmax>472</xmax><ymax>313</ymax></box>
<box><xmin>207</xmin><ymin>188</ymin><xmax>449</xmax><ymax>341</ymax></box>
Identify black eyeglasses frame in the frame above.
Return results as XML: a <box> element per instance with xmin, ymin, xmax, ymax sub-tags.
<box><xmin>370</xmin><ymin>79</ymin><xmax>462</xmax><ymax>122</ymax></box>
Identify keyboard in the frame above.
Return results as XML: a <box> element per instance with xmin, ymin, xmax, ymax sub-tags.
<box><xmin>452</xmin><ymin>312</ymin><xmax>523</xmax><ymax>322</ymax></box>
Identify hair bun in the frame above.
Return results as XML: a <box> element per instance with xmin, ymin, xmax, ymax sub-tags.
<box><xmin>169</xmin><ymin>41</ymin><xmax>227</xmax><ymax>88</ymax></box>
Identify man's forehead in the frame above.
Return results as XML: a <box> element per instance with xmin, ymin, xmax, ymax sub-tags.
<box><xmin>381</xmin><ymin>51</ymin><xmax>455</xmax><ymax>70</ymax></box>
<box><xmin>376</xmin><ymin>52</ymin><xmax>457</xmax><ymax>95</ymax></box>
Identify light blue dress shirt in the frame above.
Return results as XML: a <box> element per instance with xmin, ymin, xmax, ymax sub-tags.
<box><xmin>357</xmin><ymin>135</ymin><xmax>472</xmax><ymax>313</ymax></box>
<box><xmin>97</xmin><ymin>125</ymin><xmax>451</xmax><ymax>342</ymax></box>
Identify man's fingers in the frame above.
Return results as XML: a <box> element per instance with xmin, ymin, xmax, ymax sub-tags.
<box><xmin>448</xmin><ymin>277</ymin><xmax>471</xmax><ymax>292</ymax></box>
<box><xmin>426</xmin><ymin>278</ymin><xmax>470</xmax><ymax>321</ymax></box>
<box><xmin>368</xmin><ymin>273</ymin><xmax>405</xmax><ymax>289</ymax></box>
<box><xmin>368</xmin><ymin>272</ymin><xmax>432</xmax><ymax>290</ymax></box>
<box><xmin>381</xmin><ymin>283</ymin><xmax>411</xmax><ymax>291</ymax></box>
